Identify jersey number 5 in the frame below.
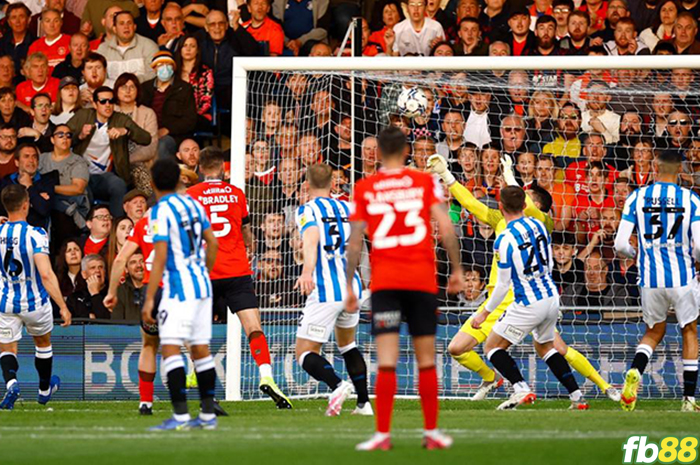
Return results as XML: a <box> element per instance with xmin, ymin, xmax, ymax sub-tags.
<box><xmin>366</xmin><ymin>199</ymin><xmax>427</xmax><ymax>250</ymax></box>
<box><xmin>210</xmin><ymin>204</ymin><xmax>232</xmax><ymax>238</ymax></box>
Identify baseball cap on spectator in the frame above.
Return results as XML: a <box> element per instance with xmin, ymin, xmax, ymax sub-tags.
<box><xmin>151</xmin><ymin>51</ymin><xmax>175</xmax><ymax>69</ymax></box>
<box><xmin>122</xmin><ymin>189</ymin><xmax>148</xmax><ymax>205</ymax></box>
<box><xmin>59</xmin><ymin>76</ymin><xmax>79</xmax><ymax>90</ymax></box>
<box><xmin>509</xmin><ymin>6</ymin><xmax>529</xmax><ymax>19</ymax></box>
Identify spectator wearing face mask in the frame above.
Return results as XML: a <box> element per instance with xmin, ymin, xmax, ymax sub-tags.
<box><xmin>140</xmin><ymin>51</ymin><xmax>197</xmax><ymax>162</ymax></box>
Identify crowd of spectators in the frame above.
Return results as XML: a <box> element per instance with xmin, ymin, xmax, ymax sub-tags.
<box><xmin>0</xmin><ymin>0</ymin><xmax>698</xmax><ymax>320</ymax></box>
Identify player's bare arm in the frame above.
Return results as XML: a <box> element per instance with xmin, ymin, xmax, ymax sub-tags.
<box><xmin>34</xmin><ymin>253</ymin><xmax>71</xmax><ymax>327</ymax></box>
<box><xmin>295</xmin><ymin>225</ymin><xmax>319</xmax><ymax>295</ymax></box>
<box><xmin>104</xmin><ymin>240</ymin><xmax>140</xmax><ymax>310</ymax></box>
<box><xmin>242</xmin><ymin>223</ymin><xmax>255</xmax><ymax>259</ymax></box>
<box><xmin>202</xmin><ymin>228</ymin><xmax>219</xmax><ymax>273</ymax></box>
<box><xmin>472</xmin><ymin>266</ymin><xmax>511</xmax><ymax>330</ymax></box>
<box><xmin>143</xmin><ymin>242</ymin><xmax>168</xmax><ymax>326</ymax></box>
<box><xmin>431</xmin><ymin>203</ymin><xmax>463</xmax><ymax>294</ymax></box>
<box><xmin>345</xmin><ymin>220</ymin><xmax>366</xmax><ymax>312</ymax></box>
<box><xmin>614</xmin><ymin>220</ymin><xmax>637</xmax><ymax>259</ymax></box>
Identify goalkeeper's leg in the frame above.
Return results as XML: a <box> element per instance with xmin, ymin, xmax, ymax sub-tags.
<box><xmin>448</xmin><ymin>300</ymin><xmax>506</xmax><ymax>400</ymax></box>
<box><xmin>553</xmin><ymin>333</ymin><xmax>619</xmax><ymax>401</ymax></box>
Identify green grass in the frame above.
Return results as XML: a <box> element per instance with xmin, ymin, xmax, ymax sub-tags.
<box><xmin>0</xmin><ymin>399</ymin><xmax>695</xmax><ymax>465</ymax></box>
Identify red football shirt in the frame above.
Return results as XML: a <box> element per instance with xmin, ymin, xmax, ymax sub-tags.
<box><xmin>187</xmin><ymin>180</ymin><xmax>252</xmax><ymax>280</ymax></box>
<box><xmin>128</xmin><ymin>215</ymin><xmax>154</xmax><ymax>284</ymax></box>
<box><xmin>84</xmin><ymin>236</ymin><xmax>107</xmax><ymax>255</ymax></box>
<box><xmin>564</xmin><ymin>160</ymin><xmax>618</xmax><ymax>195</ymax></box>
<box><xmin>28</xmin><ymin>34</ymin><xmax>71</xmax><ymax>72</ymax></box>
<box><xmin>350</xmin><ymin>168</ymin><xmax>444</xmax><ymax>293</ymax></box>
<box><xmin>242</xmin><ymin>17</ymin><xmax>285</xmax><ymax>56</ymax></box>
<box><xmin>15</xmin><ymin>77</ymin><xmax>60</xmax><ymax>107</ymax></box>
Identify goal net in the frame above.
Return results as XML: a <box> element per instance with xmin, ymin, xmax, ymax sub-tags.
<box><xmin>226</xmin><ymin>55</ymin><xmax>700</xmax><ymax>402</ymax></box>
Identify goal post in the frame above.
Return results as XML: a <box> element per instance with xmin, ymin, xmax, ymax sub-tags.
<box><xmin>226</xmin><ymin>55</ymin><xmax>700</xmax><ymax>402</ymax></box>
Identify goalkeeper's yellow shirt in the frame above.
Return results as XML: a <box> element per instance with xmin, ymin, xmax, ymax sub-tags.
<box><xmin>448</xmin><ymin>182</ymin><xmax>554</xmax><ymax>292</ymax></box>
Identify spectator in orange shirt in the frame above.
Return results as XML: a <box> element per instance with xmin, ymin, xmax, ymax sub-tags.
<box><xmin>535</xmin><ymin>154</ymin><xmax>575</xmax><ymax>231</ymax></box>
<box><xmin>242</xmin><ymin>0</ymin><xmax>285</xmax><ymax>56</ymax></box>
<box><xmin>28</xmin><ymin>9</ymin><xmax>72</xmax><ymax>72</ymax></box>
<box><xmin>15</xmin><ymin>52</ymin><xmax>60</xmax><ymax>111</ymax></box>
<box><xmin>579</xmin><ymin>0</ymin><xmax>608</xmax><ymax>33</ymax></box>
<box><xmin>368</xmin><ymin>0</ymin><xmax>404</xmax><ymax>53</ymax></box>
<box><xmin>619</xmin><ymin>138</ymin><xmax>655</xmax><ymax>188</ymax></box>
<box><xmin>573</xmin><ymin>160</ymin><xmax>615</xmax><ymax>242</ymax></box>
<box><xmin>565</xmin><ymin>132</ymin><xmax>618</xmax><ymax>194</ymax></box>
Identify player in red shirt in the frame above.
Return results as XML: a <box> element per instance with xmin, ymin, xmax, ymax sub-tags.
<box><xmin>104</xmin><ymin>212</ymin><xmax>160</xmax><ymax>415</ymax></box>
<box><xmin>345</xmin><ymin>128</ymin><xmax>463</xmax><ymax>451</ymax></box>
<box><xmin>186</xmin><ymin>147</ymin><xmax>292</xmax><ymax>409</ymax></box>
<box><xmin>105</xmin><ymin>182</ymin><xmax>228</xmax><ymax>417</ymax></box>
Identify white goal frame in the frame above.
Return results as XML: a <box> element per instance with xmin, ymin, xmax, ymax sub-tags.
<box><xmin>226</xmin><ymin>54</ymin><xmax>700</xmax><ymax>401</ymax></box>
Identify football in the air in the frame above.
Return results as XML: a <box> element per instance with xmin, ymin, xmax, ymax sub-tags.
<box><xmin>397</xmin><ymin>87</ymin><xmax>428</xmax><ymax>119</ymax></box>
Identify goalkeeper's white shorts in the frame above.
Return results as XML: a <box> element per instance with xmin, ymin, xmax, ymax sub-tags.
<box><xmin>641</xmin><ymin>283</ymin><xmax>699</xmax><ymax>329</ymax></box>
<box><xmin>492</xmin><ymin>296</ymin><xmax>559</xmax><ymax>346</ymax></box>
<box><xmin>296</xmin><ymin>301</ymin><xmax>359</xmax><ymax>344</ymax></box>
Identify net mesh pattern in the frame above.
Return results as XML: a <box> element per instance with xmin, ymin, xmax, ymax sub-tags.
<box><xmin>234</xmin><ymin>67</ymin><xmax>699</xmax><ymax>400</ymax></box>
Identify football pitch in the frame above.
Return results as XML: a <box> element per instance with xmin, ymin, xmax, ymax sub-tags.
<box><xmin>0</xmin><ymin>399</ymin><xmax>694</xmax><ymax>465</ymax></box>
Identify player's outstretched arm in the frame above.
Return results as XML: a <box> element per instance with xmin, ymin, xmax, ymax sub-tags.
<box><xmin>345</xmin><ymin>221</ymin><xmax>366</xmax><ymax>312</ymax></box>
<box><xmin>500</xmin><ymin>154</ymin><xmax>554</xmax><ymax>231</ymax></box>
<box><xmin>614</xmin><ymin>220</ymin><xmax>637</xmax><ymax>258</ymax></box>
<box><xmin>431</xmin><ymin>203</ymin><xmax>463</xmax><ymax>294</ymax></box>
<box><xmin>104</xmin><ymin>240</ymin><xmax>139</xmax><ymax>310</ymax></box>
<box><xmin>472</xmin><ymin>247</ymin><xmax>512</xmax><ymax>330</ymax></box>
<box><xmin>34</xmin><ymin>254</ymin><xmax>72</xmax><ymax>327</ymax></box>
<box><xmin>295</xmin><ymin>225</ymin><xmax>319</xmax><ymax>295</ymax></box>
<box><xmin>202</xmin><ymin>227</ymin><xmax>219</xmax><ymax>273</ymax></box>
<box><xmin>428</xmin><ymin>154</ymin><xmax>501</xmax><ymax>228</ymax></box>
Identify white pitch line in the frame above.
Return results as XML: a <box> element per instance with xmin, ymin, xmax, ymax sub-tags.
<box><xmin>0</xmin><ymin>430</ymin><xmax>694</xmax><ymax>442</ymax></box>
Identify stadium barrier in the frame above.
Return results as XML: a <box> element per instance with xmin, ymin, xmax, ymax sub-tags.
<box><xmin>17</xmin><ymin>308</ymin><xmax>685</xmax><ymax>401</ymax></box>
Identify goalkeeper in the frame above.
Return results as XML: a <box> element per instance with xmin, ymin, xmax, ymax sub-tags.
<box><xmin>428</xmin><ymin>154</ymin><xmax>620</xmax><ymax>402</ymax></box>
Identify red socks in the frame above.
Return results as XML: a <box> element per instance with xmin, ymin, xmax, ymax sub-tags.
<box><xmin>419</xmin><ymin>366</ymin><xmax>438</xmax><ymax>430</ymax></box>
<box><xmin>138</xmin><ymin>370</ymin><xmax>155</xmax><ymax>403</ymax></box>
<box><xmin>249</xmin><ymin>332</ymin><xmax>271</xmax><ymax>366</ymax></box>
<box><xmin>375</xmin><ymin>367</ymin><xmax>397</xmax><ymax>434</ymax></box>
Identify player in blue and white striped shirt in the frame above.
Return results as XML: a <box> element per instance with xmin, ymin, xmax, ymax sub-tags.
<box><xmin>615</xmin><ymin>150</ymin><xmax>700</xmax><ymax>413</ymax></box>
<box><xmin>471</xmin><ymin>186</ymin><xmax>588</xmax><ymax>411</ymax></box>
<box><xmin>0</xmin><ymin>185</ymin><xmax>71</xmax><ymax>410</ymax></box>
<box><xmin>141</xmin><ymin>159</ymin><xmax>221</xmax><ymax>430</ymax></box>
<box><xmin>294</xmin><ymin>163</ymin><xmax>369</xmax><ymax>417</ymax></box>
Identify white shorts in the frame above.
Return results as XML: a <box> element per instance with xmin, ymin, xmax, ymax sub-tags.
<box><xmin>641</xmin><ymin>284</ymin><xmax>699</xmax><ymax>328</ymax></box>
<box><xmin>296</xmin><ymin>300</ymin><xmax>359</xmax><ymax>344</ymax></box>
<box><xmin>157</xmin><ymin>296</ymin><xmax>213</xmax><ymax>346</ymax></box>
<box><xmin>492</xmin><ymin>295</ymin><xmax>559</xmax><ymax>345</ymax></box>
<box><xmin>0</xmin><ymin>303</ymin><xmax>54</xmax><ymax>344</ymax></box>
